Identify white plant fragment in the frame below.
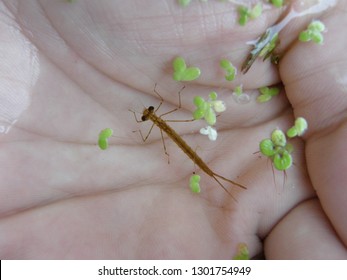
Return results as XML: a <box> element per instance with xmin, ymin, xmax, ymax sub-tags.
<box><xmin>200</xmin><ymin>126</ymin><xmax>218</xmax><ymax>141</ymax></box>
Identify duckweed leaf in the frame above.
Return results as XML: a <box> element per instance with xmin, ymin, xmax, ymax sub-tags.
<box><xmin>172</xmin><ymin>56</ymin><xmax>201</xmax><ymax>81</ymax></box>
<box><xmin>273</xmin><ymin>150</ymin><xmax>292</xmax><ymax>171</ymax></box>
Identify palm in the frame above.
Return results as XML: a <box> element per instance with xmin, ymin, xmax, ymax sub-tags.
<box><xmin>0</xmin><ymin>0</ymin><xmax>346</xmax><ymax>259</ymax></box>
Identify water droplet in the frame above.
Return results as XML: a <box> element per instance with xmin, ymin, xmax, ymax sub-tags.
<box><xmin>232</xmin><ymin>92</ymin><xmax>251</xmax><ymax>104</ymax></box>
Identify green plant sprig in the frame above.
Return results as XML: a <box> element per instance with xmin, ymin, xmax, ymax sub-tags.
<box><xmin>233</xmin><ymin>243</ymin><xmax>250</xmax><ymax>260</ymax></box>
<box><xmin>269</xmin><ymin>0</ymin><xmax>284</xmax><ymax>8</ymax></box>
<box><xmin>172</xmin><ymin>56</ymin><xmax>201</xmax><ymax>81</ymax></box>
<box><xmin>238</xmin><ymin>3</ymin><xmax>262</xmax><ymax>26</ymax></box>
<box><xmin>220</xmin><ymin>59</ymin><xmax>237</xmax><ymax>81</ymax></box>
<box><xmin>98</xmin><ymin>128</ymin><xmax>113</xmax><ymax>150</ymax></box>
<box><xmin>259</xmin><ymin>117</ymin><xmax>308</xmax><ymax>171</ymax></box>
<box><xmin>299</xmin><ymin>20</ymin><xmax>326</xmax><ymax>44</ymax></box>
<box><xmin>193</xmin><ymin>91</ymin><xmax>226</xmax><ymax>126</ymax></box>
<box><xmin>189</xmin><ymin>173</ymin><xmax>201</xmax><ymax>193</ymax></box>
<box><xmin>286</xmin><ymin>117</ymin><xmax>308</xmax><ymax>138</ymax></box>
<box><xmin>259</xmin><ymin>129</ymin><xmax>293</xmax><ymax>171</ymax></box>
<box><xmin>257</xmin><ymin>86</ymin><xmax>280</xmax><ymax>103</ymax></box>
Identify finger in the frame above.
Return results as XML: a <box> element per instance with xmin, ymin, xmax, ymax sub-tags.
<box><xmin>264</xmin><ymin>199</ymin><xmax>347</xmax><ymax>259</ymax></box>
<box><xmin>279</xmin><ymin>2</ymin><xmax>347</xmax><ymax>245</ymax></box>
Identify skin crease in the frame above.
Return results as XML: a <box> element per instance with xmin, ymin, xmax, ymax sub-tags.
<box><xmin>0</xmin><ymin>0</ymin><xmax>346</xmax><ymax>259</ymax></box>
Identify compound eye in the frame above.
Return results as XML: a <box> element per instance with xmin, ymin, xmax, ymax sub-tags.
<box><xmin>148</xmin><ymin>106</ymin><xmax>155</xmax><ymax>112</ymax></box>
<box><xmin>141</xmin><ymin>115</ymin><xmax>147</xmax><ymax>121</ymax></box>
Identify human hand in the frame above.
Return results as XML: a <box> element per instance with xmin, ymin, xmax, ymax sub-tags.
<box><xmin>0</xmin><ymin>0</ymin><xmax>346</xmax><ymax>259</ymax></box>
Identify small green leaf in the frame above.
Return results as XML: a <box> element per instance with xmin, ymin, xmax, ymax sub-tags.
<box><xmin>190</xmin><ymin>182</ymin><xmax>200</xmax><ymax>193</ymax></box>
<box><xmin>189</xmin><ymin>174</ymin><xmax>201</xmax><ymax>193</ymax></box>
<box><xmin>220</xmin><ymin>59</ymin><xmax>232</xmax><ymax>69</ymax></box>
<box><xmin>270</xmin><ymin>0</ymin><xmax>284</xmax><ymax>8</ymax></box>
<box><xmin>309</xmin><ymin>20</ymin><xmax>325</xmax><ymax>32</ymax></box>
<box><xmin>172</xmin><ymin>57</ymin><xmax>201</xmax><ymax>81</ymax></box>
<box><xmin>273</xmin><ymin>150</ymin><xmax>292</xmax><ymax>171</ymax></box>
<box><xmin>299</xmin><ymin>30</ymin><xmax>311</xmax><ymax>42</ymax></box>
<box><xmin>193</xmin><ymin>108</ymin><xmax>205</xmax><ymax>120</ymax></box>
<box><xmin>181</xmin><ymin>67</ymin><xmax>201</xmax><ymax>81</ymax></box>
<box><xmin>311</xmin><ymin>32</ymin><xmax>324</xmax><ymax>44</ymax></box>
<box><xmin>193</xmin><ymin>96</ymin><xmax>205</xmax><ymax>107</ymax></box>
<box><xmin>239</xmin><ymin>15</ymin><xmax>248</xmax><ymax>26</ymax></box>
<box><xmin>262</xmin><ymin>86</ymin><xmax>280</xmax><ymax>97</ymax></box>
<box><xmin>250</xmin><ymin>3</ymin><xmax>262</xmax><ymax>20</ymax></box>
<box><xmin>190</xmin><ymin>174</ymin><xmax>200</xmax><ymax>183</ymax></box>
<box><xmin>173</xmin><ymin>72</ymin><xmax>183</xmax><ymax>81</ymax></box>
<box><xmin>98</xmin><ymin>138</ymin><xmax>108</xmax><ymax>150</ymax></box>
<box><xmin>271</xmin><ymin>129</ymin><xmax>286</xmax><ymax>147</ymax></box>
<box><xmin>204</xmin><ymin>107</ymin><xmax>216</xmax><ymax>126</ymax></box>
<box><xmin>286</xmin><ymin>127</ymin><xmax>298</xmax><ymax>138</ymax></box>
<box><xmin>193</xmin><ymin>96</ymin><xmax>208</xmax><ymax>120</ymax></box>
<box><xmin>287</xmin><ymin>117</ymin><xmax>308</xmax><ymax>138</ymax></box>
<box><xmin>98</xmin><ymin>128</ymin><xmax>113</xmax><ymax>150</ymax></box>
<box><xmin>257</xmin><ymin>86</ymin><xmax>280</xmax><ymax>103</ymax></box>
<box><xmin>209</xmin><ymin>91</ymin><xmax>218</xmax><ymax>101</ymax></box>
<box><xmin>193</xmin><ymin>93</ymin><xmax>227</xmax><ymax>125</ymax></box>
<box><xmin>299</xmin><ymin>20</ymin><xmax>325</xmax><ymax>44</ymax></box>
<box><xmin>173</xmin><ymin>67</ymin><xmax>201</xmax><ymax>81</ymax></box>
<box><xmin>238</xmin><ymin>4</ymin><xmax>262</xmax><ymax>26</ymax></box>
<box><xmin>257</xmin><ymin>94</ymin><xmax>272</xmax><ymax>103</ymax></box>
<box><xmin>259</xmin><ymin>87</ymin><xmax>270</xmax><ymax>95</ymax></box>
<box><xmin>233</xmin><ymin>243</ymin><xmax>250</xmax><ymax>260</ymax></box>
<box><xmin>225</xmin><ymin>71</ymin><xmax>236</xmax><ymax>81</ymax></box>
<box><xmin>238</xmin><ymin>6</ymin><xmax>249</xmax><ymax>26</ymax></box>
<box><xmin>294</xmin><ymin>117</ymin><xmax>308</xmax><ymax>136</ymax></box>
<box><xmin>173</xmin><ymin>56</ymin><xmax>186</xmax><ymax>72</ymax></box>
<box><xmin>259</xmin><ymin>139</ymin><xmax>276</xmax><ymax>157</ymax></box>
<box><xmin>268</xmin><ymin>87</ymin><xmax>280</xmax><ymax>96</ymax></box>
<box><xmin>220</xmin><ymin>59</ymin><xmax>237</xmax><ymax>81</ymax></box>
<box><xmin>178</xmin><ymin>0</ymin><xmax>191</xmax><ymax>7</ymax></box>
<box><xmin>99</xmin><ymin>128</ymin><xmax>113</xmax><ymax>139</ymax></box>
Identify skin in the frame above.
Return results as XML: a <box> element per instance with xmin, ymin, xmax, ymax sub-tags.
<box><xmin>0</xmin><ymin>0</ymin><xmax>346</xmax><ymax>259</ymax></box>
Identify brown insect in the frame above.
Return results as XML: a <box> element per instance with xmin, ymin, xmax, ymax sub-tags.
<box><xmin>130</xmin><ymin>85</ymin><xmax>246</xmax><ymax>199</ymax></box>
